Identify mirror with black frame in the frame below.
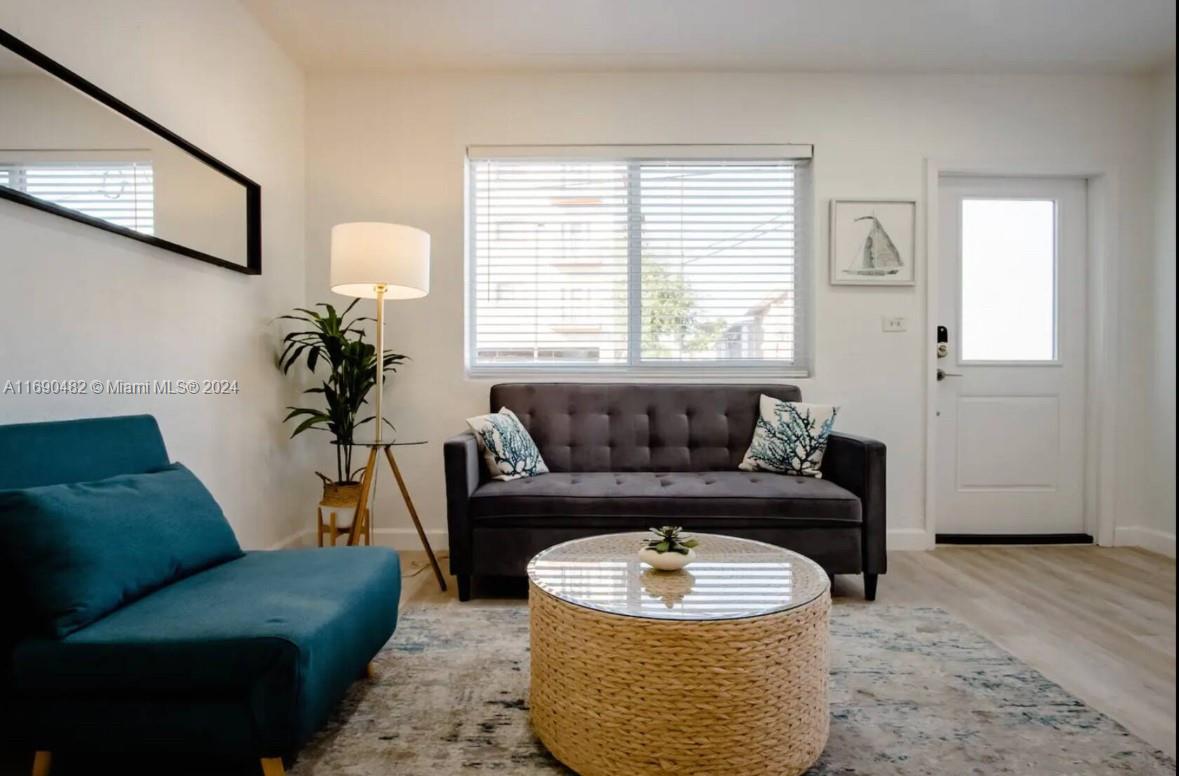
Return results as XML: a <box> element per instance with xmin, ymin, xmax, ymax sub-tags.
<box><xmin>0</xmin><ymin>30</ymin><xmax>260</xmax><ymax>274</ymax></box>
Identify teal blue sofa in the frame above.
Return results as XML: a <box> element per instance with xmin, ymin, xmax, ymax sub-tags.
<box><xmin>0</xmin><ymin>415</ymin><xmax>401</xmax><ymax>776</ymax></box>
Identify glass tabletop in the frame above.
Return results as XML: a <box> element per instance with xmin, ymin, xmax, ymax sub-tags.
<box><xmin>526</xmin><ymin>532</ymin><xmax>829</xmax><ymax>621</ymax></box>
<box><xmin>330</xmin><ymin>440</ymin><xmax>427</xmax><ymax>447</ymax></box>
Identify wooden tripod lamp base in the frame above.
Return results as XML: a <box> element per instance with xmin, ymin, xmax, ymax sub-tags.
<box><xmin>346</xmin><ymin>442</ymin><xmax>447</xmax><ymax>592</ymax></box>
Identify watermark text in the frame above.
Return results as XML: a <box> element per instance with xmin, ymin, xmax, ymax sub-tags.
<box><xmin>3</xmin><ymin>379</ymin><xmax>241</xmax><ymax>396</ymax></box>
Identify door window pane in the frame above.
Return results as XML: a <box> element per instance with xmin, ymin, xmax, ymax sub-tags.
<box><xmin>960</xmin><ymin>199</ymin><xmax>1056</xmax><ymax>361</ymax></box>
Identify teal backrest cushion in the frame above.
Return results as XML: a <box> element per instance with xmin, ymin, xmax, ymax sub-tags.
<box><xmin>0</xmin><ymin>415</ymin><xmax>170</xmax><ymax>490</ymax></box>
<box><xmin>0</xmin><ymin>463</ymin><xmax>243</xmax><ymax>637</ymax></box>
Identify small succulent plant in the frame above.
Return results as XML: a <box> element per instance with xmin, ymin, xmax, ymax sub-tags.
<box><xmin>644</xmin><ymin>526</ymin><xmax>699</xmax><ymax>555</ymax></box>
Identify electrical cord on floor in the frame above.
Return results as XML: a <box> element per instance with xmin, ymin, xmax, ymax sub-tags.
<box><xmin>366</xmin><ymin>472</ymin><xmax>449</xmax><ymax>580</ymax></box>
<box><xmin>403</xmin><ymin>551</ymin><xmax>449</xmax><ymax>580</ymax></box>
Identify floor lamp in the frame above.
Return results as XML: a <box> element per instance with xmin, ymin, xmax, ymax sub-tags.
<box><xmin>330</xmin><ymin>222</ymin><xmax>447</xmax><ymax>590</ymax></box>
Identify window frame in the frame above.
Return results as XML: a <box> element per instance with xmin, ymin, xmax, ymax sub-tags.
<box><xmin>464</xmin><ymin>144</ymin><xmax>814</xmax><ymax>379</ymax></box>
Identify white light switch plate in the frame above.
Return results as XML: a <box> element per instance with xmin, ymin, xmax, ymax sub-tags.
<box><xmin>882</xmin><ymin>316</ymin><xmax>907</xmax><ymax>332</ymax></box>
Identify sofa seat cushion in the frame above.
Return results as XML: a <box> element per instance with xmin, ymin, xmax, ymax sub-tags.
<box><xmin>11</xmin><ymin>548</ymin><xmax>400</xmax><ymax>749</ymax></box>
<box><xmin>469</xmin><ymin>471</ymin><xmax>861</xmax><ymax>524</ymax></box>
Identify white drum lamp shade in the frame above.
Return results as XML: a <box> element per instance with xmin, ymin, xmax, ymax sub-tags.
<box><xmin>330</xmin><ymin>222</ymin><xmax>430</xmax><ymax>299</ymax></box>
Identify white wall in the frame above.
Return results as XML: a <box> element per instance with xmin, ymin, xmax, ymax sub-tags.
<box><xmin>305</xmin><ymin>71</ymin><xmax>1160</xmax><ymax>550</ymax></box>
<box><xmin>0</xmin><ymin>0</ymin><xmax>314</xmax><ymax>549</ymax></box>
<box><xmin>1125</xmin><ymin>63</ymin><xmax>1177</xmax><ymax>556</ymax></box>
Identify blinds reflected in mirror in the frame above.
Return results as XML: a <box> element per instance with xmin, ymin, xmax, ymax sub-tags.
<box><xmin>0</xmin><ymin>160</ymin><xmax>154</xmax><ymax>234</ymax></box>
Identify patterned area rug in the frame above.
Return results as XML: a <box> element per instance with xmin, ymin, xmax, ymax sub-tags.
<box><xmin>291</xmin><ymin>603</ymin><xmax>1175</xmax><ymax>776</ymax></box>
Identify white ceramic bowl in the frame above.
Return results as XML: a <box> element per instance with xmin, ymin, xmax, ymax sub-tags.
<box><xmin>638</xmin><ymin>547</ymin><xmax>696</xmax><ymax>571</ymax></box>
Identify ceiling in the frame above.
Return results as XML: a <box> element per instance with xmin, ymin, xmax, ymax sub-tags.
<box><xmin>243</xmin><ymin>0</ymin><xmax>1176</xmax><ymax>75</ymax></box>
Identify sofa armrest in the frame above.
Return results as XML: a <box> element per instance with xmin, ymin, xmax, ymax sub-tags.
<box><xmin>821</xmin><ymin>432</ymin><xmax>887</xmax><ymax>575</ymax></box>
<box><xmin>444</xmin><ymin>431</ymin><xmax>483</xmax><ymax>576</ymax></box>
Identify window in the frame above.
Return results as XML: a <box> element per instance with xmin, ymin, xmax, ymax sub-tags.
<box><xmin>960</xmin><ymin>199</ymin><xmax>1056</xmax><ymax>361</ymax></box>
<box><xmin>0</xmin><ymin>160</ymin><xmax>154</xmax><ymax>235</ymax></box>
<box><xmin>467</xmin><ymin>145</ymin><xmax>811</xmax><ymax>374</ymax></box>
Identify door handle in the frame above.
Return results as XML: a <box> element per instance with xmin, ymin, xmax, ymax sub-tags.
<box><xmin>937</xmin><ymin>368</ymin><xmax>963</xmax><ymax>381</ymax></box>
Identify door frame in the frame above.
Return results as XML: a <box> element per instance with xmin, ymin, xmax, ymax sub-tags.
<box><xmin>923</xmin><ymin>158</ymin><xmax>1121</xmax><ymax>547</ymax></box>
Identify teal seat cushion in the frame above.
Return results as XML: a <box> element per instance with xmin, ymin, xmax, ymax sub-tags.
<box><xmin>12</xmin><ymin>548</ymin><xmax>401</xmax><ymax>754</ymax></box>
<box><xmin>0</xmin><ymin>463</ymin><xmax>243</xmax><ymax>637</ymax></box>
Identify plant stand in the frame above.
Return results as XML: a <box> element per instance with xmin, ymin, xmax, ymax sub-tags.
<box><xmin>348</xmin><ymin>441</ymin><xmax>447</xmax><ymax>592</ymax></box>
<box><xmin>318</xmin><ymin>504</ymin><xmax>364</xmax><ymax>547</ymax></box>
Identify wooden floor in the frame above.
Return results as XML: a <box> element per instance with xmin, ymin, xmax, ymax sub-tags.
<box><xmin>402</xmin><ymin>544</ymin><xmax>1177</xmax><ymax>757</ymax></box>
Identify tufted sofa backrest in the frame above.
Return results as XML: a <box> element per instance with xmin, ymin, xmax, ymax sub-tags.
<box><xmin>489</xmin><ymin>383</ymin><xmax>802</xmax><ymax>472</ymax></box>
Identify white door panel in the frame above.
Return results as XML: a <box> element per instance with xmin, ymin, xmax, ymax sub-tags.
<box><xmin>955</xmin><ymin>395</ymin><xmax>1059</xmax><ymax>490</ymax></box>
<box><xmin>936</xmin><ymin>176</ymin><xmax>1087</xmax><ymax>536</ymax></box>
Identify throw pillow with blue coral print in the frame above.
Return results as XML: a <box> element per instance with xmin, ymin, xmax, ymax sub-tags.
<box><xmin>739</xmin><ymin>395</ymin><xmax>839</xmax><ymax>477</ymax></box>
<box><xmin>466</xmin><ymin>408</ymin><xmax>549</xmax><ymax>481</ymax></box>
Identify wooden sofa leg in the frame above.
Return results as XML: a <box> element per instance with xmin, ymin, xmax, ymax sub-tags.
<box><xmin>260</xmin><ymin>757</ymin><xmax>285</xmax><ymax>776</ymax></box>
<box><xmin>457</xmin><ymin>574</ymin><xmax>472</xmax><ymax>602</ymax></box>
<box><xmin>31</xmin><ymin>751</ymin><xmax>51</xmax><ymax>776</ymax></box>
<box><xmin>365</xmin><ymin>661</ymin><xmax>377</xmax><ymax>679</ymax></box>
<box><xmin>864</xmin><ymin>573</ymin><xmax>879</xmax><ymax>601</ymax></box>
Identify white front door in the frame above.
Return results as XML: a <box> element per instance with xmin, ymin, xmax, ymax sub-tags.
<box><xmin>936</xmin><ymin>176</ymin><xmax>1088</xmax><ymax>537</ymax></box>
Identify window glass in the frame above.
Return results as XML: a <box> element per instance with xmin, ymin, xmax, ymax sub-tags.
<box><xmin>961</xmin><ymin>199</ymin><xmax>1056</xmax><ymax>361</ymax></box>
<box><xmin>468</xmin><ymin>153</ymin><xmax>809</xmax><ymax>373</ymax></box>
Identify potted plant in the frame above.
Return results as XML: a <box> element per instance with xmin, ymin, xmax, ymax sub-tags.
<box><xmin>638</xmin><ymin>526</ymin><xmax>700</xmax><ymax>571</ymax></box>
<box><xmin>278</xmin><ymin>301</ymin><xmax>405</xmax><ymax>518</ymax></box>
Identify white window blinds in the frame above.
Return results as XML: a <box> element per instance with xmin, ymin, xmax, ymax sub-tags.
<box><xmin>0</xmin><ymin>160</ymin><xmax>154</xmax><ymax>235</ymax></box>
<box><xmin>467</xmin><ymin>145</ymin><xmax>811</xmax><ymax>375</ymax></box>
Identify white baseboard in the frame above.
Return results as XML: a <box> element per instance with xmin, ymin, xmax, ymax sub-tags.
<box><xmin>264</xmin><ymin>527</ymin><xmax>449</xmax><ymax>552</ymax></box>
<box><xmin>886</xmin><ymin>528</ymin><xmax>935</xmax><ymax>551</ymax></box>
<box><xmin>267</xmin><ymin>528</ymin><xmax>312</xmax><ymax>550</ymax></box>
<box><xmin>382</xmin><ymin>528</ymin><xmax>935</xmax><ymax>553</ymax></box>
<box><xmin>372</xmin><ymin>527</ymin><xmax>450</xmax><ymax>551</ymax></box>
<box><xmin>1114</xmin><ymin>526</ymin><xmax>1177</xmax><ymax>558</ymax></box>
<box><xmin>277</xmin><ymin>527</ymin><xmax>933</xmax><ymax>554</ymax></box>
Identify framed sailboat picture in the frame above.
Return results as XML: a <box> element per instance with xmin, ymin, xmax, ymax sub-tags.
<box><xmin>830</xmin><ymin>199</ymin><xmax>916</xmax><ymax>286</ymax></box>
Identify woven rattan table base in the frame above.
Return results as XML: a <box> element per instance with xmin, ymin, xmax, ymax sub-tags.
<box><xmin>529</xmin><ymin>581</ymin><xmax>830</xmax><ymax>775</ymax></box>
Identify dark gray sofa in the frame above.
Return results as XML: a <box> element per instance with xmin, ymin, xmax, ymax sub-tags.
<box><xmin>444</xmin><ymin>383</ymin><xmax>886</xmax><ymax>600</ymax></box>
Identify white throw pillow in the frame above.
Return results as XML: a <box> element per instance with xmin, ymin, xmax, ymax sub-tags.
<box><xmin>739</xmin><ymin>395</ymin><xmax>839</xmax><ymax>477</ymax></box>
<box><xmin>466</xmin><ymin>408</ymin><xmax>549</xmax><ymax>481</ymax></box>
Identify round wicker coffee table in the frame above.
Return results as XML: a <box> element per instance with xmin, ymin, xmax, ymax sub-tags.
<box><xmin>527</xmin><ymin>532</ymin><xmax>830</xmax><ymax>776</ymax></box>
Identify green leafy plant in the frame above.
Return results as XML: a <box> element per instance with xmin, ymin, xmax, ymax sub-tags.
<box><xmin>643</xmin><ymin>526</ymin><xmax>700</xmax><ymax>555</ymax></box>
<box><xmin>278</xmin><ymin>300</ymin><xmax>406</xmax><ymax>484</ymax></box>
<box><xmin>641</xmin><ymin>264</ymin><xmax>729</xmax><ymax>357</ymax></box>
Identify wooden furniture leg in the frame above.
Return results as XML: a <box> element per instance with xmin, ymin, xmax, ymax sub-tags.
<box><xmin>365</xmin><ymin>661</ymin><xmax>377</xmax><ymax>679</ymax></box>
<box><xmin>319</xmin><ymin>507</ymin><xmax>352</xmax><ymax>547</ymax></box>
<box><xmin>384</xmin><ymin>446</ymin><xmax>447</xmax><ymax>591</ymax></box>
<box><xmin>260</xmin><ymin>757</ymin><xmax>285</xmax><ymax>776</ymax></box>
<box><xmin>31</xmin><ymin>751</ymin><xmax>51</xmax><ymax>776</ymax></box>
<box><xmin>347</xmin><ymin>447</ymin><xmax>380</xmax><ymax>546</ymax></box>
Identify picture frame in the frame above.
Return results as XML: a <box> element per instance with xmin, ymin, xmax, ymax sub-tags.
<box><xmin>829</xmin><ymin>199</ymin><xmax>916</xmax><ymax>286</ymax></box>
